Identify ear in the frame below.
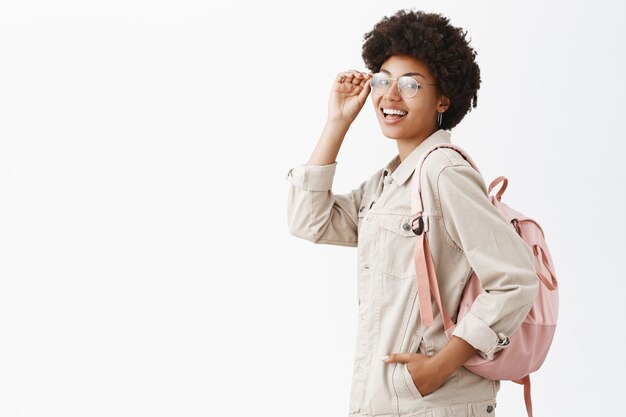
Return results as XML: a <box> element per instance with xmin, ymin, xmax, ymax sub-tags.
<box><xmin>437</xmin><ymin>95</ymin><xmax>451</xmax><ymax>112</ymax></box>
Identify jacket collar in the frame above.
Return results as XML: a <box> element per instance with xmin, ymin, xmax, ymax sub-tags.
<box><xmin>382</xmin><ymin>129</ymin><xmax>452</xmax><ymax>187</ymax></box>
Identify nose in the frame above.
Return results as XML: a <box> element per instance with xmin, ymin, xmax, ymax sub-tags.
<box><xmin>383</xmin><ymin>78</ymin><xmax>402</xmax><ymax>100</ymax></box>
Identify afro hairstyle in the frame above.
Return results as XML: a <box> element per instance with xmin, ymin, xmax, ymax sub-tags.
<box><xmin>361</xmin><ymin>9</ymin><xmax>481</xmax><ymax>131</ymax></box>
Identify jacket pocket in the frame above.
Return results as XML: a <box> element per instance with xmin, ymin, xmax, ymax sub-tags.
<box><xmin>377</xmin><ymin>215</ymin><xmax>429</xmax><ymax>279</ymax></box>
<box><xmin>467</xmin><ymin>398</ymin><xmax>497</xmax><ymax>416</ymax></box>
<box><xmin>401</xmin><ymin>333</ymin><xmax>424</xmax><ymax>399</ymax></box>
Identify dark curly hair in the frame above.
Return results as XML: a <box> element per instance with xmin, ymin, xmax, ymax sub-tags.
<box><xmin>361</xmin><ymin>9</ymin><xmax>481</xmax><ymax>131</ymax></box>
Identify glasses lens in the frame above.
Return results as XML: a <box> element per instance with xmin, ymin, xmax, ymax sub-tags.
<box><xmin>370</xmin><ymin>74</ymin><xmax>420</xmax><ymax>98</ymax></box>
<box><xmin>398</xmin><ymin>76</ymin><xmax>419</xmax><ymax>98</ymax></box>
<box><xmin>371</xmin><ymin>73</ymin><xmax>390</xmax><ymax>96</ymax></box>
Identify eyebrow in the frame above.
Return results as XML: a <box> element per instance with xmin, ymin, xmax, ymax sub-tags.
<box><xmin>380</xmin><ymin>68</ymin><xmax>426</xmax><ymax>78</ymax></box>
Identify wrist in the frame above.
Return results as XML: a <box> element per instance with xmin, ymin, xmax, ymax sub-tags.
<box><xmin>429</xmin><ymin>336</ymin><xmax>479</xmax><ymax>380</ymax></box>
<box><xmin>325</xmin><ymin>118</ymin><xmax>352</xmax><ymax>129</ymax></box>
<box><xmin>429</xmin><ymin>350</ymin><xmax>455</xmax><ymax>382</ymax></box>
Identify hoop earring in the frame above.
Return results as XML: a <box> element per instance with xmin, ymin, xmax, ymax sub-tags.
<box><xmin>437</xmin><ymin>111</ymin><xmax>443</xmax><ymax>127</ymax></box>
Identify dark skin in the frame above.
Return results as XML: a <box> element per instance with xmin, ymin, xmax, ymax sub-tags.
<box><xmin>312</xmin><ymin>55</ymin><xmax>480</xmax><ymax>395</ymax></box>
<box><xmin>382</xmin><ymin>336</ymin><xmax>479</xmax><ymax>396</ymax></box>
<box><xmin>374</xmin><ymin>55</ymin><xmax>479</xmax><ymax>395</ymax></box>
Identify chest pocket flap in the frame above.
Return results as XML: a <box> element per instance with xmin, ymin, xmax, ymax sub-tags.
<box><xmin>377</xmin><ymin>214</ymin><xmax>430</xmax><ymax>279</ymax></box>
<box><xmin>378</xmin><ymin>214</ymin><xmax>430</xmax><ymax>236</ymax></box>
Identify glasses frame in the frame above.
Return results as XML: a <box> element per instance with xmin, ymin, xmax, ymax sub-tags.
<box><xmin>370</xmin><ymin>73</ymin><xmax>438</xmax><ymax>99</ymax></box>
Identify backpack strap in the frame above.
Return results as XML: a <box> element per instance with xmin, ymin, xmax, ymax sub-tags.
<box><xmin>533</xmin><ymin>244</ymin><xmax>558</xmax><ymax>290</ymax></box>
<box><xmin>488</xmin><ymin>176</ymin><xmax>508</xmax><ymax>202</ymax></box>
<box><xmin>513</xmin><ymin>375</ymin><xmax>534</xmax><ymax>417</ymax></box>
<box><xmin>410</xmin><ymin>142</ymin><xmax>480</xmax><ymax>330</ymax></box>
<box><xmin>412</xmin><ymin>226</ymin><xmax>455</xmax><ymax>329</ymax></box>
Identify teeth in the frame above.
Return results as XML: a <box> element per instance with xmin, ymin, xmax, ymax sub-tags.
<box><xmin>382</xmin><ymin>108</ymin><xmax>407</xmax><ymax>116</ymax></box>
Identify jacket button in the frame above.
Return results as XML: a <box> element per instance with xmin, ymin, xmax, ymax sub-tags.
<box><xmin>487</xmin><ymin>405</ymin><xmax>494</xmax><ymax>413</ymax></box>
<box><xmin>402</xmin><ymin>222</ymin><xmax>411</xmax><ymax>231</ymax></box>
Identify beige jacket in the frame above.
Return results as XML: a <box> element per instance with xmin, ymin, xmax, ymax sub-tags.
<box><xmin>285</xmin><ymin>129</ymin><xmax>539</xmax><ymax>417</ymax></box>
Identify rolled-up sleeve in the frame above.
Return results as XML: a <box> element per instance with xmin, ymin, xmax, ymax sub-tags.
<box><xmin>436</xmin><ymin>164</ymin><xmax>539</xmax><ymax>360</ymax></box>
<box><xmin>285</xmin><ymin>161</ymin><xmax>365</xmax><ymax>247</ymax></box>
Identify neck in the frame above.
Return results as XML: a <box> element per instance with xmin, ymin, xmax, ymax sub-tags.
<box><xmin>397</xmin><ymin>127</ymin><xmax>439</xmax><ymax>162</ymax></box>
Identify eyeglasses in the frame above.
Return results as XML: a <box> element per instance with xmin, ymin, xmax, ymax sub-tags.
<box><xmin>369</xmin><ymin>73</ymin><xmax>438</xmax><ymax>99</ymax></box>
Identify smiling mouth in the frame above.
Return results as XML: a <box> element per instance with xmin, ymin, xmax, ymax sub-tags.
<box><xmin>381</xmin><ymin>108</ymin><xmax>408</xmax><ymax>119</ymax></box>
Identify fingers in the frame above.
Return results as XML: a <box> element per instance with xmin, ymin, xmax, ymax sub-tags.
<box><xmin>337</xmin><ymin>70</ymin><xmax>373</xmax><ymax>85</ymax></box>
<box><xmin>382</xmin><ymin>353</ymin><xmax>412</xmax><ymax>363</ymax></box>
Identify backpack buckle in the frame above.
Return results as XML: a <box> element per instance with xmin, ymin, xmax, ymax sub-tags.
<box><xmin>511</xmin><ymin>218</ymin><xmax>521</xmax><ymax>235</ymax></box>
<box><xmin>411</xmin><ymin>216</ymin><xmax>424</xmax><ymax>235</ymax></box>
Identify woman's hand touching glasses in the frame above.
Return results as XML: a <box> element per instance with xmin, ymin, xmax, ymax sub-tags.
<box><xmin>327</xmin><ymin>69</ymin><xmax>373</xmax><ymax>125</ymax></box>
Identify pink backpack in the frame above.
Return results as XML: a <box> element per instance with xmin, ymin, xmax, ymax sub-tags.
<box><xmin>409</xmin><ymin>143</ymin><xmax>558</xmax><ymax>417</ymax></box>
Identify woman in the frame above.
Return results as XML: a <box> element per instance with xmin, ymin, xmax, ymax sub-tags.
<box><xmin>285</xmin><ymin>9</ymin><xmax>538</xmax><ymax>417</ymax></box>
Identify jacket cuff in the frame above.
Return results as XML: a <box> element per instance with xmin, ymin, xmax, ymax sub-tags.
<box><xmin>451</xmin><ymin>311</ymin><xmax>511</xmax><ymax>361</ymax></box>
<box><xmin>285</xmin><ymin>162</ymin><xmax>337</xmax><ymax>191</ymax></box>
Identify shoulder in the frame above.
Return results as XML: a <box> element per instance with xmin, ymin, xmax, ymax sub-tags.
<box><xmin>420</xmin><ymin>147</ymin><xmax>472</xmax><ymax>183</ymax></box>
<box><xmin>420</xmin><ymin>147</ymin><xmax>489</xmax><ymax>201</ymax></box>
